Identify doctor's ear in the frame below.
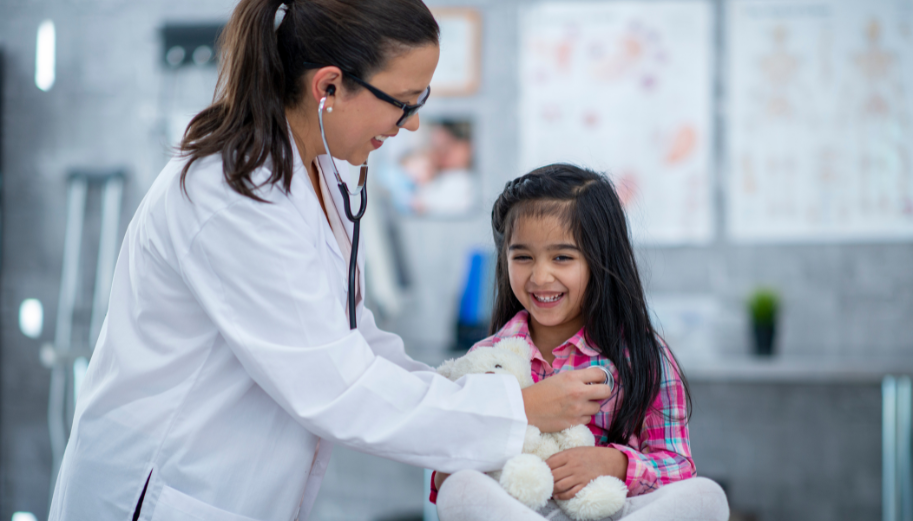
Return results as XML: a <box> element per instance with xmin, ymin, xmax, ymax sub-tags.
<box><xmin>308</xmin><ymin>66</ymin><xmax>343</xmax><ymax>106</ymax></box>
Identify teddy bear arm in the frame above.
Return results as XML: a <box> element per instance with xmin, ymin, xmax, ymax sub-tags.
<box><xmin>554</xmin><ymin>424</ymin><xmax>597</xmax><ymax>451</ymax></box>
<box><xmin>555</xmin><ymin>475</ymin><xmax>628</xmax><ymax>521</ymax></box>
<box><xmin>498</xmin><ymin>454</ymin><xmax>554</xmax><ymax>511</ymax></box>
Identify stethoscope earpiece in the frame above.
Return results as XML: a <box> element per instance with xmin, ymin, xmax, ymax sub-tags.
<box><xmin>322</xmin><ymin>85</ymin><xmax>336</xmax><ymax>112</ymax></box>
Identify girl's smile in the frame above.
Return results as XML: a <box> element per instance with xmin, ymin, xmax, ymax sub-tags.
<box><xmin>507</xmin><ymin>214</ymin><xmax>590</xmax><ymax>351</ymax></box>
<box><xmin>531</xmin><ymin>292</ymin><xmax>564</xmax><ymax>306</ymax></box>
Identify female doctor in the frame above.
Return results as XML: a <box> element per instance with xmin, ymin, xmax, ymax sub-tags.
<box><xmin>48</xmin><ymin>0</ymin><xmax>611</xmax><ymax>520</ymax></box>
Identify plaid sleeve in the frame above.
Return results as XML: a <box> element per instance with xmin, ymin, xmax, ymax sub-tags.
<box><xmin>429</xmin><ymin>471</ymin><xmax>439</xmax><ymax>504</ymax></box>
<box><xmin>610</xmin><ymin>348</ymin><xmax>694</xmax><ymax>496</ymax></box>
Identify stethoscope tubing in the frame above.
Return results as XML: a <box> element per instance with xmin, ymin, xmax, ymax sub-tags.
<box><xmin>337</xmin><ymin>182</ymin><xmax>367</xmax><ymax>330</ymax></box>
<box><xmin>319</xmin><ymin>94</ymin><xmax>367</xmax><ymax>330</ymax></box>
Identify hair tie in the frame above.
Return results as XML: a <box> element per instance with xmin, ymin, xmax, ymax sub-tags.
<box><xmin>274</xmin><ymin>0</ymin><xmax>290</xmax><ymax>30</ymax></box>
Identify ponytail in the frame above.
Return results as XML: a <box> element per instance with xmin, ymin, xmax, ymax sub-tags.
<box><xmin>180</xmin><ymin>0</ymin><xmax>289</xmax><ymax>201</ymax></box>
<box><xmin>179</xmin><ymin>0</ymin><xmax>439</xmax><ymax>201</ymax></box>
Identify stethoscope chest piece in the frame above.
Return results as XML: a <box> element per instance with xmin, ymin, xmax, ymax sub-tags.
<box><xmin>596</xmin><ymin>365</ymin><xmax>615</xmax><ymax>394</ymax></box>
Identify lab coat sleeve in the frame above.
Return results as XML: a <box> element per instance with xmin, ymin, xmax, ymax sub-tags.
<box><xmin>178</xmin><ymin>198</ymin><xmax>527</xmax><ymax>472</ymax></box>
<box><xmin>357</xmin><ymin>305</ymin><xmax>432</xmax><ymax>373</ymax></box>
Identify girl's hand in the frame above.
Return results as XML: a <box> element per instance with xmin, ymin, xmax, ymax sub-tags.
<box><xmin>521</xmin><ymin>368</ymin><xmax>611</xmax><ymax>433</ymax></box>
<box><xmin>546</xmin><ymin>447</ymin><xmax>628</xmax><ymax>500</ymax></box>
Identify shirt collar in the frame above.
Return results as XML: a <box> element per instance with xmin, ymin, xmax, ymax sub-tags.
<box><xmin>561</xmin><ymin>325</ymin><xmax>601</xmax><ymax>357</ymax></box>
<box><xmin>497</xmin><ymin>310</ymin><xmax>601</xmax><ymax>360</ymax></box>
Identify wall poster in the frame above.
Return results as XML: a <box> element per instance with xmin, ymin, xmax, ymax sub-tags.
<box><xmin>518</xmin><ymin>1</ymin><xmax>715</xmax><ymax>244</ymax></box>
<box><xmin>431</xmin><ymin>8</ymin><xmax>482</xmax><ymax>96</ymax></box>
<box><xmin>373</xmin><ymin>118</ymin><xmax>478</xmax><ymax>218</ymax></box>
<box><xmin>728</xmin><ymin>0</ymin><xmax>913</xmax><ymax>241</ymax></box>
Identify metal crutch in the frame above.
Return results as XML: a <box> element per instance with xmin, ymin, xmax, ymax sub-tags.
<box><xmin>883</xmin><ymin>375</ymin><xmax>913</xmax><ymax>521</ymax></box>
<box><xmin>43</xmin><ymin>170</ymin><xmax>124</xmax><ymax>502</ymax></box>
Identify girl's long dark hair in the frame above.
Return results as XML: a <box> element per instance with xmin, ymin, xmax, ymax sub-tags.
<box><xmin>490</xmin><ymin>164</ymin><xmax>691</xmax><ymax>444</ymax></box>
<box><xmin>179</xmin><ymin>0</ymin><xmax>439</xmax><ymax>200</ymax></box>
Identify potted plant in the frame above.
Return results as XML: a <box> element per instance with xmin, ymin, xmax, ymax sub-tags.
<box><xmin>748</xmin><ymin>288</ymin><xmax>779</xmax><ymax>356</ymax></box>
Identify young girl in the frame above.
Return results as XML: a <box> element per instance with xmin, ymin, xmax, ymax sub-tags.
<box><xmin>432</xmin><ymin>164</ymin><xmax>728</xmax><ymax>521</ymax></box>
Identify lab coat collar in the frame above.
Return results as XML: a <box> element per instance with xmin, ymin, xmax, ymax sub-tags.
<box><xmin>314</xmin><ymin>155</ymin><xmax>365</xmax><ymax>246</ymax></box>
<box><xmin>314</xmin><ymin>151</ymin><xmax>361</xmax><ymax>246</ymax></box>
<box><xmin>311</xmin><ymin>155</ymin><xmax>367</xmax><ymax>279</ymax></box>
<box><xmin>283</xmin><ymin>118</ymin><xmax>364</xmax><ymax>248</ymax></box>
<box><xmin>283</xmin><ymin>127</ymin><xmax>345</xmax><ymax>263</ymax></box>
<box><xmin>284</xmin><ymin>120</ymin><xmax>367</xmax><ymax>288</ymax></box>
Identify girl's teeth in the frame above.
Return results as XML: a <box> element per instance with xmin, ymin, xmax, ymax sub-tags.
<box><xmin>374</xmin><ymin>135</ymin><xmax>387</xmax><ymax>142</ymax></box>
<box><xmin>534</xmin><ymin>293</ymin><xmax>562</xmax><ymax>303</ymax></box>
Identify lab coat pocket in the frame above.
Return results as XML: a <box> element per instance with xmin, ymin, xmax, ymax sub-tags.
<box><xmin>151</xmin><ymin>485</ymin><xmax>262</xmax><ymax>521</ymax></box>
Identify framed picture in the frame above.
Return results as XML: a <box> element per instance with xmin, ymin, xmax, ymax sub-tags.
<box><xmin>373</xmin><ymin>117</ymin><xmax>478</xmax><ymax>218</ymax></box>
<box><xmin>431</xmin><ymin>8</ymin><xmax>482</xmax><ymax>96</ymax></box>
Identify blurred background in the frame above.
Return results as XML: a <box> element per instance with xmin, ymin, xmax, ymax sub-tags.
<box><xmin>1</xmin><ymin>0</ymin><xmax>912</xmax><ymax>520</ymax></box>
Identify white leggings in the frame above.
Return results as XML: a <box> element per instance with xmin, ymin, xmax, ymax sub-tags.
<box><xmin>436</xmin><ymin>470</ymin><xmax>729</xmax><ymax>521</ymax></box>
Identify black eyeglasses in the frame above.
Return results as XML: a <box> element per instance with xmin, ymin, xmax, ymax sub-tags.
<box><xmin>303</xmin><ymin>62</ymin><xmax>431</xmax><ymax>127</ymax></box>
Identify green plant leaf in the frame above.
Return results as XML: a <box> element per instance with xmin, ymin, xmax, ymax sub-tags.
<box><xmin>748</xmin><ymin>288</ymin><xmax>779</xmax><ymax>325</ymax></box>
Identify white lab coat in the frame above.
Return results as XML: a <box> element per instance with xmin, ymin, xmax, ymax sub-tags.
<box><xmin>47</xmin><ymin>145</ymin><xmax>527</xmax><ymax>521</ymax></box>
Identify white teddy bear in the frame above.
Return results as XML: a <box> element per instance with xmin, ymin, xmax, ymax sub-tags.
<box><xmin>437</xmin><ymin>337</ymin><xmax>628</xmax><ymax>521</ymax></box>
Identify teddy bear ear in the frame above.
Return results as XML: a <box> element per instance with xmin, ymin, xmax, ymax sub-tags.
<box><xmin>437</xmin><ymin>358</ymin><xmax>456</xmax><ymax>380</ymax></box>
<box><xmin>495</xmin><ymin>337</ymin><xmax>532</xmax><ymax>359</ymax></box>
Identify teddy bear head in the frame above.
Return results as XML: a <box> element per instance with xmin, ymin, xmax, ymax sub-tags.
<box><xmin>437</xmin><ymin>337</ymin><xmax>535</xmax><ymax>389</ymax></box>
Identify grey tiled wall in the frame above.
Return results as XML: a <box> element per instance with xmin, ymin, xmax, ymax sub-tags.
<box><xmin>688</xmin><ymin>381</ymin><xmax>883</xmax><ymax>521</ymax></box>
<box><xmin>0</xmin><ymin>2</ymin><xmax>239</xmax><ymax>519</ymax></box>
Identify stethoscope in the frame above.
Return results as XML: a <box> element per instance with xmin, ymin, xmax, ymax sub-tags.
<box><xmin>595</xmin><ymin>365</ymin><xmax>615</xmax><ymax>392</ymax></box>
<box><xmin>318</xmin><ymin>87</ymin><xmax>367</xmax><ymax>330</ymax></box>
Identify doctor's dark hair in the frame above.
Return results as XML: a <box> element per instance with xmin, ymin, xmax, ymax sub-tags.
<box><xmin>490</xmin><ymin>164</ymin><xmax>691</xmax><ymax>444</ymax></box>
<box><xmin>178</xmin><ymin>0</ymin><xmax>440</xmax><ymax>200</ymax></box>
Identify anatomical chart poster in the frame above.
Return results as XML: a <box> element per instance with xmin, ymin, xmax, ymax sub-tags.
<box><xmin>518</xmin><ymin>2</ymin><xmax>715</xmax><ymax>245</ymax></box>
<box><xmin>728</xmin><ymin>0</ymin><xmax>913</xmax><ymax>241</ymax></box>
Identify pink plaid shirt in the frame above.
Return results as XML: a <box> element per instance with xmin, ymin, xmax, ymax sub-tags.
<box><xmin>472</xmin><ymin>310</ymin><xmax>695</xmax><ymax>496</ymax></box>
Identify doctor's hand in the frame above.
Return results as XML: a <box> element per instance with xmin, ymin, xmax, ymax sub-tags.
<box><xmin>521</xmin><ymin>368</ymin><xmax>611</xmax><ymax>433</ymax></box>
